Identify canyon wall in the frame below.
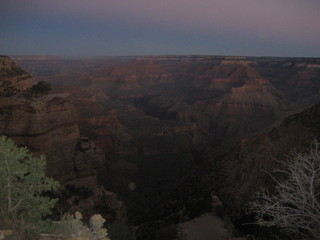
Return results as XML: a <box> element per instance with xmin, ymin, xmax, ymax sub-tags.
<box><xmin>17</xmin><ymin>55</ymin><xmax>320</xmax><ymax>140</ymax></box>
<box><xmin>0</xmin><ymin>56</ymin><xmax>126</xmax><ymax>222</ymax></box>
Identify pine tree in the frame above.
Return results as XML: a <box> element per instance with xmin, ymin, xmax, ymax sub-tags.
<box><xmin>0</xmin><ymin>136</ymin><xmax>59</xmax><ymax>239</ymax></box>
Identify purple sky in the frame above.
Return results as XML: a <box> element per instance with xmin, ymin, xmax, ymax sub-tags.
<box><xmin>1</xmin><ymin>0</ymin><xmax>320</xmax><ymax>57</ymax></box>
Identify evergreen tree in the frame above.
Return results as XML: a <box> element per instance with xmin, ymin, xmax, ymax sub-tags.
<box><xmin>0</xmin><ymin>136</ymin><xmax>59</xmax><ymax>239</ymax></box>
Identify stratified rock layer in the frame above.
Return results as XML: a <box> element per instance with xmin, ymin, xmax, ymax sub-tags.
<box><xmin>0</xmin><ymin>94</ymin><xmax>79</xmax><ymax>182</ymax></box>
<box><xmin>0</xmin><ymin>56</ymin><xmax>127</xmax><ymax>223</ymax></box>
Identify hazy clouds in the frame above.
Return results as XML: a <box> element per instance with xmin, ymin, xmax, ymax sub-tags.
<box><xmin>1</xmin><ymin>0</ymin><xmax>320</xmax><ymax>56</ymax></box>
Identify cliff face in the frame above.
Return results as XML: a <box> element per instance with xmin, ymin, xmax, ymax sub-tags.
<box><xmin>51</xmin><ymin>86</ymin><xmax>123</xmax><ymax>154</ymax></box>
<box><xmin>0</xmin><ymin>56</ymin><xmax>79</xmax><ymax>182</ymax></box>
<box><xmin>0</xmin><ymin>56</ymin><xmax>126</xmax><ymax>222</ymax></box>
<box><xmin>0</xmin><ymin>56</ymin><xmax>35</xmax><ymax>94</ymax></box>
<box><xmin>220</xmin><ymin>103</ymin><xmax>320</xmax><ymax>216</ymax></box>
<box><xmin>0</xmin><ymin>94</ymin><xmax>80</xmax><ymax>182</ymax></box>
<box><xmin>0</xmin><ymin>56</ymin><xmax>102</xmax><ymax>183</ymax></box>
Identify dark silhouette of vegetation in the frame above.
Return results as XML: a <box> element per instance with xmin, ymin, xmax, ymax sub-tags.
<box><xmin>27</xmin><ymin>81</ymin><xmax>52</xmax><ymax>96</ymax></box>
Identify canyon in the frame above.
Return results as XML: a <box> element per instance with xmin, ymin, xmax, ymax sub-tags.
<box><xmin>1</xmin><ymin>55</ymin><xmax>320</xmax><ymax>239</ymax></box>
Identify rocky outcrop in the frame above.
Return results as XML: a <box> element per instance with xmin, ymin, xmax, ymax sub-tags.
<box><xmin>0</xmin><ymin>56</ymin><xmax>127</xmax><ymax>223</ymax></box>
<box><xmin>55</xmin><ymin>137</ymin><xmax>127</xmax><ymax>223</ymax></box>
<box><xmin>0</xmin><ymin>56</ymin><xmax>35</xmax><ymax>95</ymax></box>
<box><xmin>0</xmin><ymin>56</ymin><xmax>105</xmax><ymax>183</ymax></box>
<box><xmin>0</xmin><ymin>94</ymin><xmax>80</xmax><ymax>182</ymax></box>
<box><xmin>220</xmin><ymin>103</ymin><xmax>320</xmax><ymax>216</ymax></box>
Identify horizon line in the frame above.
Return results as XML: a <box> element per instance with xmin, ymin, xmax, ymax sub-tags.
<box><xmin>8</xmin><ymin>54</ymin><xmax>320</xmax><ymax>60</ymax></box>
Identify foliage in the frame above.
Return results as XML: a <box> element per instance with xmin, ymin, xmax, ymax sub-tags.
<box><xmin>59</xmin><ymin>212</ymin><xmax>89</xmax><ymax>239</ymax></box>
<box><xmin>89</xmin><ymin>214</ymin><xmax>109</xmax><ymax>240</ymax></box>
<box><xmin>249</xmin><ymin>141</ymin><xmax>320</xmax><ymax>240</ymax></box>
<box><xmin>25</xmin><ymin>81</ymin><xmax>51</xmax><ymax>98</ymax></box>
<box><xmin>57</xmin><ymin>211</ymin><xmax>110</xmax><ymax>240</ymax></box>
<box><xmin>0</xmin><ymin>136</ymin><xmax>59</xmax><ymax>239</ymax></box>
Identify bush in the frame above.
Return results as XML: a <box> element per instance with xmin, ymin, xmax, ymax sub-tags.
<box><xmin>57</xmin><ymin>211</ymin><xmax>111</xmax><ymax>240</ymax></box>
<box><xmin>25</xmin><ymin>81</ymin><xmax>51</xmax><ymax>98</ymax></box>
<box><xmin>0</xmin><ymin>136</ymin><xmax>59</xmax><ymax>239</ymax></box>
<box><xmin>249</xmin><ymin>141</ymin><xmax>320</xmax><ymax>239</ymax></box>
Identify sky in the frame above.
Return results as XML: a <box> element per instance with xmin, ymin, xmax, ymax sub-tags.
<box><xmin>1</xmin><ymin>0</ymin><xmax>320</xmax><ymax>57</ymax></box>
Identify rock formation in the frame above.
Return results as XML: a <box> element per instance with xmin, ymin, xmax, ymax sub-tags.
<box><xmin>16</xmin><ymin>55</ymin><xmax>320</xmax><ymax>140</ymax></box>
<box><xmin>0</xmin><ymin>56</ymin><xmax>35</xmax><ymax>95</ymax></box>
<box><xmin>0</xmin><ymin>93</ymin><xmax>80</xmax><ymax>182</ymax></box>
<box><xmin>220</xmin><ymin>103</ymin><xmax>320</xmax><ymax>219</ymax></box>
<box><xmin>0</xmin><ymin>56</ymin><xmax>126</xmax><ymax>223</ymax></box>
